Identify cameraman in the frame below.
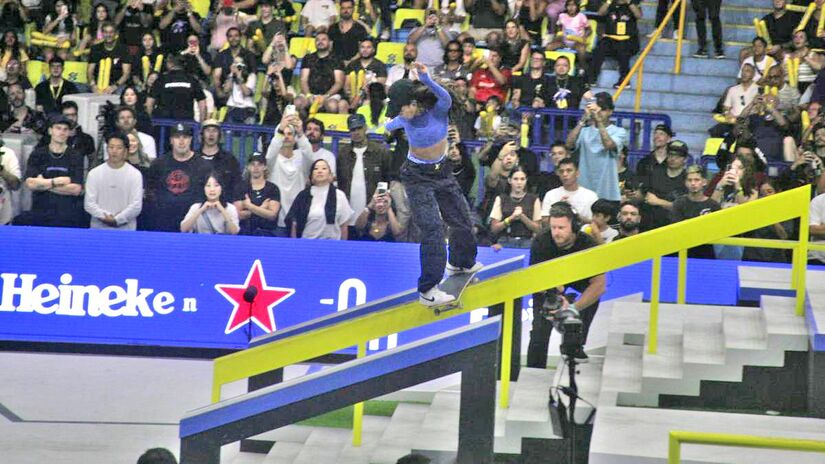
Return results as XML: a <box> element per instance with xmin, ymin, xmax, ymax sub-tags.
<box><xmin>528</xmin><ymin>202</ymin><xmax>605</xmax><ymax>366</ymax></box>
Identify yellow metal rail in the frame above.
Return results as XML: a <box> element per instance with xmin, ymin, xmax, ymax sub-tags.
<box><xmin>210</xmin><ymin>185</ymin><xmax>811</xmax><ymax>443</ymax></box>
<box><xmin>614</xmin><ymin>0</ymin><xmax>688</xmax><ymax>111</ymax></box>
<box><xmin>668</xmin><ymin>430</ymin><xmax>825</xmax><ymax>463</ymax></box>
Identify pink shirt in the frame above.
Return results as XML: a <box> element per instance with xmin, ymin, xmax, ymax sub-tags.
<box><xmin>211</xmin><ymin>13</ymin><xmax>242</xmax><ymax>50</ymax></box>
<box><xmin>558</xmin><ymin>13</ymin><xmax>588</xmax><ymax>47</ymax></box>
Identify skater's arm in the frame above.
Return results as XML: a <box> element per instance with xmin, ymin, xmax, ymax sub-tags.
<box><xmin>384</xmin><ymin>117</ymin><xmax>405</xmax><ymax>132</ymax></box>
<box><xmin>416</xmin><ymin>63</ymin><xmax>452</xmax><ymax>113</ymax></box>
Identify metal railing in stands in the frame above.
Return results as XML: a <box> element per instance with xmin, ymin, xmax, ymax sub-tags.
<box><xmin>155</xmin><ymin>109</ymin><xmax>670</xmax><ymax>204</ymax></box>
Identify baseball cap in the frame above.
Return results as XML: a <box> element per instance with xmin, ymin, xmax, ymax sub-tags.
<box><xmin>594</xmin><ymin>92</ymin><xmax>615</xmax><ymax>111</ymax></box>
<box><xmin>347</xmin><ymin>113</ymin><xmax>367</xmax><ymax>130</ymax></box>
<box><xmin>170</xmin><ymin>123</ymin><xmax>193</xmax><ymax>137</ymax></box>
<box><xmin>387</xmin><ymin>79</ymin><xmax>415</xmax><ymax>118</ymax></box>
<box><xmin>654</xmin><ymin>123</ymin><xmax>674</xmax><ymax>137</ymax></box>
<box><xmin>201</xmin><ymin>119</ymin><xmax>221</xmax><ymax>129</ymax></box>
<box><xmin>667</xmin><ymin>140</ymin><xmax>689</xmax><ymax>157</ymax></box>
<box><xmin>248</xmin><ymin>153</ymin><xmax>266</xmax><ymax>164</ymax></box>
<box><xmin>48</xmin><ymin>114</ymin><xmax>73</xmax><ymax>128</ymax></box>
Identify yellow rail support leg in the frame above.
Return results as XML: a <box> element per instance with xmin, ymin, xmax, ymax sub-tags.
<box><xmin>648</xmin><ymin>256</ymin><xmax>662</xmax><ymax>354</ymax></box>
<box><xmin>676</xmin><ymin>249</ymin><xmax>687</xmax><ymax>304</ymax></box>
<box><xmin>352</xmin><ymin>342</ymin><xmax>367</xmax><ymax>446</ymax></box>
<box><xmin>634</xmin><ymin>63</ymin><xmax>644</xmax><ymax>113</ymax></box>
<box><xmin>797</xmin><ymin>214</ymin><xmax>810</xmax><ymax>316</ymax></box>
<box><xmin>499</xmin><ymin>298</ymin><xmax>514</xmax><ymax>409</ymax></box>
<box><xmin>674</xmin><ymin>0</ymin><xmax>687</xmax><ymax>74</ymax></box>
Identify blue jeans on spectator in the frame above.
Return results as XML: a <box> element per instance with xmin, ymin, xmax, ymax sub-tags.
<box><xmin>400</xmin><ymin>158</ymin><xmax>477</xmax><ymax>293</ymax></box>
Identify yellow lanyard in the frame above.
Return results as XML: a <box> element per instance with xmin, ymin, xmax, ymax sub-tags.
<box><xmin>49</xmin><ymin>79</ymin><xmax>64</xmax><ymax>101</ymax></box>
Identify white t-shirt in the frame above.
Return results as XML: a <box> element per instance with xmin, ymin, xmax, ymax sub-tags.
<box><xmin>348</xmin><ymin>146</ymin><xmax>367</xmax><ymax>226</ymax></box>
<box><xmin>181</xmin><ymin>202</ymin><xmax>240</xmax><ymax>234</ymax></box>
<box><xmin>84</xmin><ymin>162</ymin><xmax>144</xmax><ymax>230</ymax></box>
<box><xmin>311</xmin><ymin>147</ymin><xmax>336</xmax><ymax>174</ymax></box>
<box><xmin>738</xmin><ymin>55</ymin><xmax>775</xmax><ymax>81</ymax></box>
<box><xmin>0</xmin><ymin>146</ymin><xmax>21</xmax><ymax>225</ymax></box>
<box><xmin>723</xmin><ymin>83</ymin><xmax>759</xmax><ymax>118</ymax></box>
<box><xmin>540</xmin><ymin>185</ymin><xmax>598</xmax><ymax>222</ymax></box>
<box><xmin>810</xmin><ymin>192</ymin><xmax>825</xmax><ymax>263</ymax></box>
<box><xmin>301</xmin><ymin>0</ymin><xmax>337</xmax><ymax>28</ymax></box>
<box><xmin>581</xmin><ymin>223</ymin><xmax>619</xmax><ymax>243</ymax></box>
<box><xmin>302</xmin><ymin>184</ymin><xmax>354</xmax><ymax>239</ymax></box>
<box><xmin>227</xmin><ymin>73</ymin><xmax>258</xmax><ymax>109</ymax></box>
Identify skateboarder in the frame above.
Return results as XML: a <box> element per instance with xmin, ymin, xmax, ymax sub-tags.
<box><xmin>384</xmin><ymin>63</ymin><xmax>482</xmax><ymax>307</ymax></box>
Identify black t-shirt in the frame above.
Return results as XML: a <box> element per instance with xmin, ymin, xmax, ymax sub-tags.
<box><xmin>198</xmin><ymin>150</ymin><xmax>242</xmax><ymax>201</ymax></box>
<box><xmin>514</xmin><ymin>72</ymin><xmax>551</xmax><ymax>106</ymax></box>
<box><xmin>634</xmin><ymin>152</ymin><xmax>665</xmax><ymax>179</ymax></box>
<box><xmin>344</xmin><ymin>58</ymin><xmax>388</xmax><ymax>81</ymax></box>
<box><xmin>641</xmin><ymin>164</ymin><xmax>687</xmax><ymax>229</ymax></box>
<box><xmin>604</xmin><ymin>0</ymin><xmax>641</xmax><ymax>45</ymax></box>
<box><xmin>120</xmin><ymin>6</ymin><xmax>154</xmax><ymax>47</ymax></box>
<box><xmin>670</xmin><ymin>196</ymin><xmax>720</xmax><ymax>259</ymax></box>
<box><xmin>469</xmin><ymin>0</ymin><xmax>506</xmax><ymax>28</ymax></box>
<box><xmin>328</xmin><ymin>21</ymin><xmax>369</xmax><ymax>62</ymax></box>
<box><xmin>132</xmin><ymin>50</ymin><xmax>164</xmax><ymax>83</ymax></box>
<box><xmin>239</xmin><ymin>181</ymin><xmax>281</xmax><ymax>232</ymax></box>
<box><xmin>500</xmin><ymin>39</ymin><xmax>529</xmax><ymax>69</ymax></box>
<box><xmin>530</xmin><ymin>231</ymin><xmax>600</xmax><ymax>307</ymax></box>
<box><xmin>25</xmin><ymin>145</ymin><xmax>85</xmax><ymax>222</ymax></box>
<box><xmin>34</xmin><ymin>79</ymin><xmax>78</xmax><ymax>115</ymax></box>
<box><xmin>303</xmin><ymin>52</ymin><xmax>344</xmax><ymax>95</ymax></box>
<box><xmin>89</xmin><ymin>42</ymin><xmax>130</xmax><ymax>85</ymax></box>
<box><xmin>149</xmin><ymin>69</ymin><xmax>206</xmax><ymax>120</ymax></box>
<box><xmin>145</xmin><ymin>154</ymin><xmax>210</xmax><ymax>232</ymax></box>
<box><xmin>541</xmin><ymin>75</ymin><xmax>589</xmax><ymax>110</ymax></box>
<box><xmin>764</xmin><ymin>11</ymin><xmax>801</xmax><ymax>46</ymax></box>
<box><xmin>161</xmin><ymin>11</ymin><xmax>201</xmax><ymax>53</ymax></box>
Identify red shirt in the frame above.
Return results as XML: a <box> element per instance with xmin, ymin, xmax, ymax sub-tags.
<box><xmin>470</xmin><ymin>67</ymin><xmax>511</xmax><ymax>104</ymax></box>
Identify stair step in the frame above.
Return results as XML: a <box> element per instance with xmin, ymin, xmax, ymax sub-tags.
<box><xmin>600</xmin><ymin>342</ymin><xmax>643</xmax><ymax>398</ymax></box>
<box><xmin>506</xmin><ymin>367</ymin><xmax>554</xmax><ymax>425</ymax></box>
<box><xmin>596</xmin><ymin>69</ymin><xmax>731</xmax><ymax>94</ymax></box>
<box><xmin>264</xmin><ymin>442</ymin><xmax>304</xmax><ymax>463</ymax></box>
<box><xmin>377</xmin><ymin>403</ymin><xmax>429</xmax><ymax>450</ymax></box>
<box><xmin>724</xmin><ymin>307</ymin><xmax>768</xmax><ymax>351</ymax></box>
<box><xmin>251</xmin><ymin>424</ymin><xmax>315</xmax><ymax>445</ymax></box>
<box><xmin>649</xmin><ymin>40</ymin><xmax>745</xmax><ymax>57</ymax></box>
<box><xmin>639</xmin><ymin>20</ymin><xmax>759</xmax><ymax>44</ymax></box>
<box><xmin>683</xmin><ymin>317</ymin><xmax>726</xmax><ymax>367</ymax></box>
<box><xmin>761</xmin><ymin>295</ymin><xmax>810</xmax><ymax>351</ymax></box>
<box><xmin>292</xmin><ymin>428</ymin><xmax>353</xmax><ymax>464</ymax></box>
<box><xmin>231</xmin><ymin>452</ymin><xmax>269</xmax><ymax>464</ymax></box>
<box><xmin>611</xmin><ymin>89</ymin><xmax>719</xmax><ymax>113</ymax></box>
<box><xmin>639</xmin><ymin>3</ymin><xmax>772</xmax><ymax>26</ymax></box>
<box><xmin>642</xmin><ymin>335</ymin><xmax>684</xmax><ymax>381</ymax></box>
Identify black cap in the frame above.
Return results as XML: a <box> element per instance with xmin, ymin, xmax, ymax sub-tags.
<box><xmin>387</xmin><ymin>79</ymin><xmax>415</xmax><ymax>118</ymax></box>
<box><xmin>248</xmin><ymin>153</ymin><xmax>266</xmax><ymax>164</ymax></box>
<box><xmin>594</xmin><ymin>92</ymin><xmax>615</xmax><ymax>111</ymax></box>
<box><xmin>654</xmin><ymin>124</ymin><xmax>674</xmax><ymax>137</ymax></box>
<box><xmin>347</xmin><ymin>113</ymin><xmax>367</xmax><ymax>130</ymax></box>
<box><xmin>667</xmin><ymin>140</ymin><xmax>689</xmax><ymax>157</ymax></box>
<box><xmin>48</xmin><ymin>114</ymin><xmax>73</xmax><ymax>128</ymax></box>
<box><xmin>170</xmin><ymin>123</ymin><xmax>193</xmax><ymax>137</ymax></box>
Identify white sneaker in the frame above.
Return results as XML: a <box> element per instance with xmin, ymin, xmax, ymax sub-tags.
<box><xmin>445</xmin><ymin>261</ymin><xmax>484</xmax><ymax>276</ymax></box>
<box><xmin>419</xmin><ymin>286</ymin><xmax>456</xmax><ymax>306</ymax></box>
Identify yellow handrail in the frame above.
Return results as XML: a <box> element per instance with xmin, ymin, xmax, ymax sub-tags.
<box><xmin>668</xmin><ymin>430</ymin><xmax>825</xmax><ymax>463</ymax></box>
<box><xmin>614</xmin><ymin>0</ymin><xmax>687</xmax><ymax>111</ymax></box>
<box><xmin>209</xmin><ymin>185</ymin><xmax>811</xmax><ymax>445</ymax></box>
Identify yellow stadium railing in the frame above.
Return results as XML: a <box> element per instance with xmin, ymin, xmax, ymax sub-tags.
<box><xmin>210</xmin><ymin>185</ymin><xmax>812</xmax><ymax>445</ymax></box>
<box><xmin>668</xmin><ymin>430</ymin><xmax>825</xmax><ymax>463</ymax></box>
<box><xmin>614</xmin><ymin>0</ymin><xmax>688</xmax><ymax>111</ymax></box>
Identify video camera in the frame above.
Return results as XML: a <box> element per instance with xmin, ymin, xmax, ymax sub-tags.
<box><xmin>539</xmin><ymin>289</ymin><xmax>584</xmax><ymax>356</ymax></box>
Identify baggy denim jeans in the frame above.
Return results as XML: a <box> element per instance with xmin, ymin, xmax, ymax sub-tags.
<box><xmin>400</xmin><ymin>159</ymin><xmax>477</xmax><ymax>293</ymax></box>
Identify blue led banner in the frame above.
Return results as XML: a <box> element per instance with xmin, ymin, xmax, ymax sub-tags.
<box><xmin>0</xmin><ymin>227</ymin><xmax>526</xmax><ymax>350</ymax></box>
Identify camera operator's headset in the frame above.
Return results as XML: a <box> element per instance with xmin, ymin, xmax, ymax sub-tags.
<box><xmin>549</xmin><ymin>201</ymin><xmax>580</xmax><ymax>232</ymax></box>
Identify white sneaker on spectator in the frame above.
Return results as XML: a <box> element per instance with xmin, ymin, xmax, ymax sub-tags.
<box><xmin>419</xmin><ymin>286</ymin><xmax>456</xmax><ymax>306</ymax></box>
<box><xmin>445</xmin><ymin>261</ymin><xmax>484</xmax><ymax>276</ymax></box>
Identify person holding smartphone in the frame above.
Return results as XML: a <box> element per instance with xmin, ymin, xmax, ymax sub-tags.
<box><xmin>354</xmin><ymin>186</ymin><xmax>406</xmax><ymax>242</ymax></box>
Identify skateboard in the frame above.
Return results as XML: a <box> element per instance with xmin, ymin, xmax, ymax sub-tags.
<box><xmin>430</xmin><ymin>270</ymin><xmax>480</xmax><ymax>316</ymax></box>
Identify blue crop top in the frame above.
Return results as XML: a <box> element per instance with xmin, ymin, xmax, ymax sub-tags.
<box><xmin>383</xmin><ymin>71</ymin><xmax>451</xmax><ymax>149</ymax></box>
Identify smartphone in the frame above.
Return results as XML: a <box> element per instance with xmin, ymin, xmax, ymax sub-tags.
<box><xmin>284</xmin><ymin>104</ymin><xmax>297</xmax><ymax>117</ymax></box>
<box><xmin>376</xmin><ymin>182</ymin><xmax>388</xmax><ymax>195</ymax></box>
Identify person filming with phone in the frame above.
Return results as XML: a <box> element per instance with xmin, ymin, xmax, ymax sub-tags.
<box><xmin>565</xmin><ymin>91</ymin><xmax>627</xmax><ymax>201</ymax></box>
<box><xmin>354</xmin><ymin>184</ymin><xmax>406</xmax><ymax>242</ymax></box>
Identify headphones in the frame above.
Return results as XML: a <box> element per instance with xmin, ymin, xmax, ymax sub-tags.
<box><xmin>549</xmin><ymin>201</ymin><xmax>581</xmax><ymax>233</ymax></box>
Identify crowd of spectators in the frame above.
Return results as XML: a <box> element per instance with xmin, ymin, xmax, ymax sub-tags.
<box><xmin>0</xmin><ymin>0</ymin><xmax>822</xmax><ymax>266</ymax></box>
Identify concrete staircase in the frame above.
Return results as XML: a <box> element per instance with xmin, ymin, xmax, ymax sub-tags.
<box><xmin>594</xmin><ymin>0</ymin><xmax>767</xmax><ymax>158</ymax></box>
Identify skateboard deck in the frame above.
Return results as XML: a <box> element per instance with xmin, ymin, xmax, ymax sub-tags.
<box><xmin>431</xmin><ymin>271</ymin><xmax>480</xmax><ymax>316</ymax></box>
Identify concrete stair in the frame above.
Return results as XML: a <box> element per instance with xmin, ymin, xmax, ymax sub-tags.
<box><xmin>603</xmin><ymin>296</ymin><xmax>808</xmax><ymax>408</ymax></box>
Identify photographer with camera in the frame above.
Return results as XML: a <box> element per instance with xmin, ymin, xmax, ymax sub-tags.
<box><xmin>213</xmin><ymin>27</ymin><xmax>257</xmax><ymax>106</ymax></box>
<box><xmin>221</xmin><ymin>56</ymin><xmax>258</xmax><ymax>124</ymax></box>
<box><xmin>529</xmin><ymin>201</ymin><xmax>605</xmax><ymax>365</ymax></box>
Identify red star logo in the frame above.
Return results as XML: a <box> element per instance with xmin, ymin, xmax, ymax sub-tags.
<box><xmin>215</xmin><ymin>260</ymin><xmax>295</xmax><ymax>335</ymax></box>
